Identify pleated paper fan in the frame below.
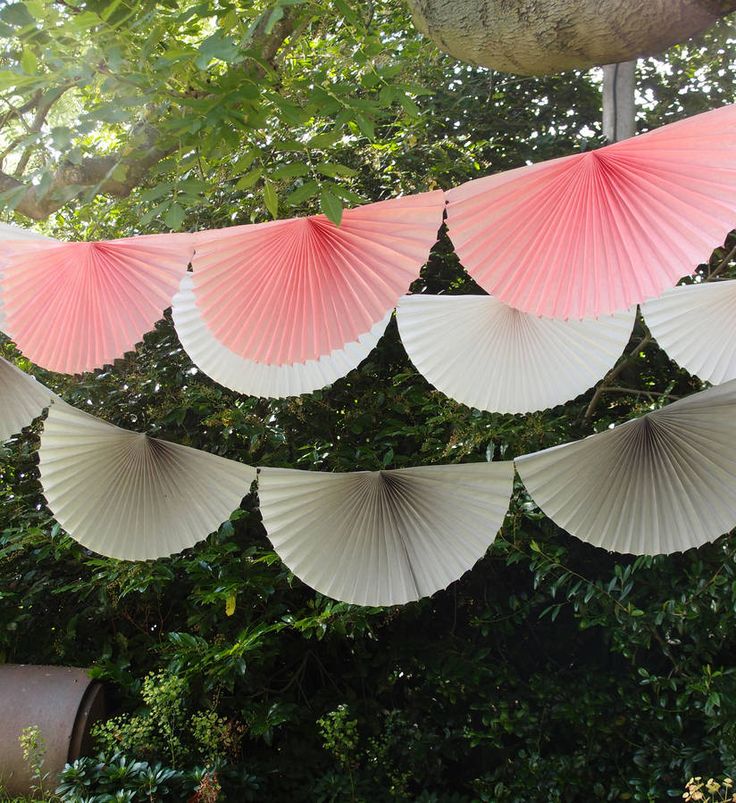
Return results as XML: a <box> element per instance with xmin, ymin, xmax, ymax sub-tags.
<box><xmin>0</xmin><ymin>356</ymin><xmax>59</xmax><ymax>442</ymax></box>
<box><xmin>258</xmin><ymin>462</ymin><xmax>514</xmax><ymax>606</ymax></box>
<box><xmin>191</xmin><ymin>191</ymin><xmax>445</xmax><ymax>365</ymax></box>
<box><xmin>642</xmin><ymin>280</ymin><xmax>736</xmax><ymax>384</ymax></box>
<box><xmin>173</xmin><ymin>274</ymin><xmax>390</xmax><ymax>398</ymax></box>
<box><xmin>0</xmin><ymin>223</ymin><xmax>56</xmax><ymax>334</ymax></box>
<box><xmin>1</xmin><ymin>233</ymin><xmax>194</xmax><ymax>374</ymax></box>
<box><xmin>39</xmin><ymin>403</ymin><xmax>256</xmax><ymax>560</ymax></box>
<box><xmin>516</xmin><ymin>381</ymin><xmax>736</xmax><ymax>555</ymax></box>
<box><xmin>396</xmin><ymin>294</ymin><xmax>636</xmax><ymax>413</ymax></box>
<box><xmin>446</xmin><ymin>104</ymin><xmax>736</xmax><ymax>319</ymax></box>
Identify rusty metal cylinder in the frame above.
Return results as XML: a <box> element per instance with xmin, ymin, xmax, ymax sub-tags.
<box><xmin>0</xmin><ymin>665</ymin><xmax>105</xmax><ymax>797</ymax></box>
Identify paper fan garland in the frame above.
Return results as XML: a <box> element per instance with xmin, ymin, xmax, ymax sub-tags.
<box><xmin>397</xmin><ymin>294</ymin><xmax>636</xmax><ymax>413</ymax></box>
<box><xmin>516</xmin><ymin>381</ymin><xmax>736</xmax><ymax>555</ymax></box>
<box><xmin>0</xmin><ymin>357</ymin><xmax>59</xmax><ymax>442</ymax></box>
<box><xmin>0</xmin><ymin>223</ymin><xmax>56</xmax><ymax>334</ymax></box>
<box><xmin>642</xmin><ymin>280</ymin><xmax>736</xmax><ymax>384</ymax></box>
<box><xmin>191</xmin><ymin>191</ymin><xmax>445</xmax><ymax>365</ymax></box>
<box><xmin>446</xmin><ymin>104</ymin><xmax>736</xmax><ymax>319</ymax></box>
<box><xmin>258</xmin><ymin>461</ymin><xmax>514</xmax><ymax>606</ymax></box>
<box><xmin>173</xmin><ymin>274</ymin><xmax>391</xmax><ymax>397</ymax></box>
<box><xmin>39</xmin><ymin>403</ymin><xmax>255</xmax><ymax>560</ymax></box>
<box><xmin>1</xmin><ymin>233</ymin><xmax>194</xmax><ymax>374</ymax></box>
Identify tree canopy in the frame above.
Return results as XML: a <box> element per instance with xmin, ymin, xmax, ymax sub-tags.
<box><xmin>2</xmin><ymin>2</ymin><xmax>736</xmax><ymax>801</ymax></box>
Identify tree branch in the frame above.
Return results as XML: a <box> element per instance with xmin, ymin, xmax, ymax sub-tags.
<box><xmin>0</xmin><ymin>8</ymin><xmax>301</xmax><ymax>220</ymax></box>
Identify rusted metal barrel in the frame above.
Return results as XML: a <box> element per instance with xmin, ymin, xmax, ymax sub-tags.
<box><xmin>0</xmin><ymin>665</ymin><xmax>105</xmax><ymax>797</ymax></box>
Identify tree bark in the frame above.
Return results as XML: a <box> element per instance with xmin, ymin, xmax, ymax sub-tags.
<box><xmin>407</xmin><ymin>0</ymin><xmax>736</xmax><ymax>75</ymax></box>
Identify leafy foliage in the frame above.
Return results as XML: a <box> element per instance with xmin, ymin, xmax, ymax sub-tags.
<box><xmin>2</xmin><ymin>3</ymin><xmax>736</xmax><ymax>802</ymax></box>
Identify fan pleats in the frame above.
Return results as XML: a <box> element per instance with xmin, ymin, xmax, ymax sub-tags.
<box><xmin>397</xmin><ymin>294</ymin><xmax>636</xmax><ymax>413</ymax></box>
<box><xmin>446</xmin><ymin>104</ymin><xmax>736</xmax><ymax>318</ymax></box>
<box><xmin>172</xmin><ymin>274</ymin><xmax>390</xmax><ymax>397</ymax></box>
<box><xmin>1</xmin><ymin>234</ymin><xmax>194</xmax><ymax>373</ymax></box>
<box><xmin>516</xmin><ymin>381</ymin><xmax>736</xmax><ymax>554</ymax></box>
<box><xmin>39</xmin><ymin>404</ymin><xmax>256</xmax><ymax>560</ymax></box>
<box><xmin>258</xmin><ymin>462</ymin><xmax>514</xmax><ymax>606</ymax></box>
<box><xmin>191</xmin><ymin>191</ymin><xmax>445</xmax><ymax>365</ymax></box>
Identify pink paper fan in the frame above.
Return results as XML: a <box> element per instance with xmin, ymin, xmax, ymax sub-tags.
<box><xmin>191</xmin><ymin>192</ymin><xmax>445</xmax><ymax>364</ymax></box>
<box><xmin>446</xmin><ymin>104</ymin><xmax>736</xmax><ymax>319</ymax></box>
<box><xmin>1</xmin><ymin>233</ymin><xmax>194</xmax><ymax>374</ymax></box>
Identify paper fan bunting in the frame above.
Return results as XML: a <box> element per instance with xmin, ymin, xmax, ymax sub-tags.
<box><xmin>258</xmin><ymin>461</ymin><xmax>514</xmax><ymax>606</ymax></box>
<box><xmin>446</xmin><ymin>104</ymin><xmax>736</xmax><ymax>319</ymax></box>
<box><xmin>0</xmin><ymin>223</ymin><xmax>56</xmax><ymax>334</ymax></box>
<box><xmin>642</xmin><ymin>280</ymin><xmax>736</xmax><ymax>384</ymax></box>
<box><xmin>516</xmin><ymin>381</ymin><xmax>736</xmax><ymax>555</ymax></box>
<box><xmin>191</xmin><ymin>191</ymin><xmax>445</xmax><ymax>365</ymax></box>
<box><xmin>39</xmin><ymin>403</ymin><xmax>255</xmax><ymax>560</ymax></box>
<box><xmin>173</xmin><ymin>274</ymin><xmax>390</xmax><ymax>397</ymax></box>
<box><xmin>0</xmin><ymin>356</ymin><xmax>59</xmax><ymax>442</ymax></box>
<box><xmin>1</xmin><ymin>233</ymin><xmax>194</xmax><ymax>374</ymax></box>
<box><xmin>396</xmin><ymin>294</ymin><xmax>636</xmax><ymax>413</ymax></box>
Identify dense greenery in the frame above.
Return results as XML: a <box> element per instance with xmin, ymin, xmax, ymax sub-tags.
<box><xmin>2</xmin><ymin>2</ymin><xmax>736</xmax><ymax>801</ymax></box>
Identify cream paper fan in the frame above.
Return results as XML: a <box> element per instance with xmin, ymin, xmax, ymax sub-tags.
<box><xmin>396</xmin><ymin>294</ymin><xmax>636</xmax><ymax>413</ymax></box>
<box><xmin>172</xmin><ymin>275</ymin><xmax>390</xmax><ymax>398</ymax></box>
<box><xmin>516</xmin><ymin>381</ymin><xmax>736</xmax><ymax>555</ymax></box>
<box><xmin>39</xmin><ymin>404</ymin><xmax>256</xmax><ymax>560</ymax></box>
<box><xmin>642</xmin><ymin>280</ymin><xmax>736</xmax><ymax>384</ymax></box>
<box><xmin>0</xmin><ymin>356</ymin><xmax>59</xmax><ymax>441</ymax></box>
<box><xmin>258</xmin><ymin>462</ymin><xmax>514</xmax><ymax>606</ymax></box>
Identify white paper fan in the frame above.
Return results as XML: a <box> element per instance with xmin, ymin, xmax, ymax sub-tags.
<box><xmin>642</xmin><ymin>280</ymin><xmax>736</xmax><ymax>384</ymax></box>
<box><xmin>396</xmin><ymin>294</ymin><xmax>636</xmax><ymax>413</ymax></box>
<box><xmin>0</xmin><ymin>356</ymin><xmax>59</xmax><ymax>441</ymax></box>
<box><xmin>516</xmin><ymin>381</ymin><xmax>736</xmax><ymax>555</ymax></box>
<box><xmin>258</xmin><ymin>462</ymin><xmax>514</xmax><ymax>606</ymax></box>
<box><xmin>39</xmin><ymin>404</ymin><xmax>256</xmax><ymax>560</ymax></box>
<box><xmin>172</xmin><ymin>275</ymin><xmax>390</xmax><ymax>398</ymax></box>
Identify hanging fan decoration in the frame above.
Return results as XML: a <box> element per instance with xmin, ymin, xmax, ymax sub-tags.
<box><xmin>516</xmin><ymin>380</ymin><xmax>736</xmax><ymax>555</ymax></box>
<box><xmin>397</xmin><ymin>294</ymin><xmax>636</xmax><ymax>413</ymax></box>
<box><xmin>258</xmin><ymin>461</ymin><xmax>514</xmax><ymax>606</ymax></box>
<box><xmin>0</xmin><ymin>357</ymin><xmax>59</xmax><ymax>442</ymax></box>
<box><xmin>0</xmin><ymin>233</ymin><xmax>194</xmax><ymax>374</ymax></box>
<box><xmin>0</xmin><ymin>223</ymin><xmax>56</xmax><ymax>334</ymax></box>
<box><xmin>642</xmin><ymin>280</ymin><xmax>736</xmax><ymax>384</ymax></box>
<box><xmin>445</xmin><ymin>104</ymin><xmax>736</xmax><ymax>319</ymax></box>
<box><xmin>190</xmin><ymin>191</ymin><xmax>445</xmax><ymax>366</ymax></box>
<box><xmin>172</xmin><ymin>275</ymin><xmax>391</xmax><ymax>397</ymax></box>
<box><xmin>38</xmin><ymin>403</ymin><xmax>256</xmax><ymax>560</ymax></box>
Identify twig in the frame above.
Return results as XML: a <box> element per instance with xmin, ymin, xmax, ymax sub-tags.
<box><xmin>583</xmin><ymin>331</ymin><xmax>652</xmax><ymax>422</ymax></box>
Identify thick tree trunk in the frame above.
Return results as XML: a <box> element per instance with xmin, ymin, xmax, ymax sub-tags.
<box><xmin>407</xmin><ymin>0</ymin><xmax>736</xmax><ymax>75</ymax></box>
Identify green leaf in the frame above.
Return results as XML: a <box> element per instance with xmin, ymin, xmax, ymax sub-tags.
<box><xmin>263</xmin><ymin>179</ymin><xmax>279</xmax><ymax>218</ymax></box>
<box><xmin>320</xmin><ymin>190</ymin><xmax>343</xmax><ymax>225</ymax></box>
<box><xmin>0</xmin><ymin>3</ymin><xmax>35</xmax><ymax>27</ymax></box>
<box><xmin>0</xmin><ymin>71</ymin><xmax>37</xmax><ymax>90</ymax></box>
<box><xmin>272</xmin><ymin>162</ymin><xmax>309</xmax><ymax>180</ymax></box>
<box><xmin>196</xmin><ymin>31</ymin><xmax>239</xmax><ymax>68</ymax></box>
<box><xmin>286</xmin><ymin>180</ymin><xmax>319</xmax><ymax>206</ymax></box>
<box><xmin>354</xmin><ymin>114</ymin><xmax>375</xmax><ymax>139</ymax></box>
<box><xmin>264</xmin><ymin>6</ymin><xmax>284</xmax><ymax>34</ymax></box>
<box><xmin>315</xmin><ymin>163</ymin><xmax>357</xmax><ymax>178</ymax></box>
<box><xmin>20</xmin><ymin>48</ymin><xmax>38</xmax><ymax>75</ymax></box>
<box><xmin>164</xmin><ymin>203</ymin><xmax>185</xmax><ymax>231</ymax></box>
<box><xmin>50</xmin><ymin>127</ymin><xmax>73</xmax><ymax>149</ymax></box>
<box><xmin>225</xmin><ymin>594</ymin><xmax>236</xmax><ymax>617</ymax></box>
<box><xmin>236</xmin><ymin>168</ymin><xmax>263</xmax><ymax>189</ymax></box>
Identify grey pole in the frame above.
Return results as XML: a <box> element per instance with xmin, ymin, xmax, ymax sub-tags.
<box><xmin>602</xmin><ymin>61</ymin><xmax>636</xmax><ymax>142</ymax></box>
